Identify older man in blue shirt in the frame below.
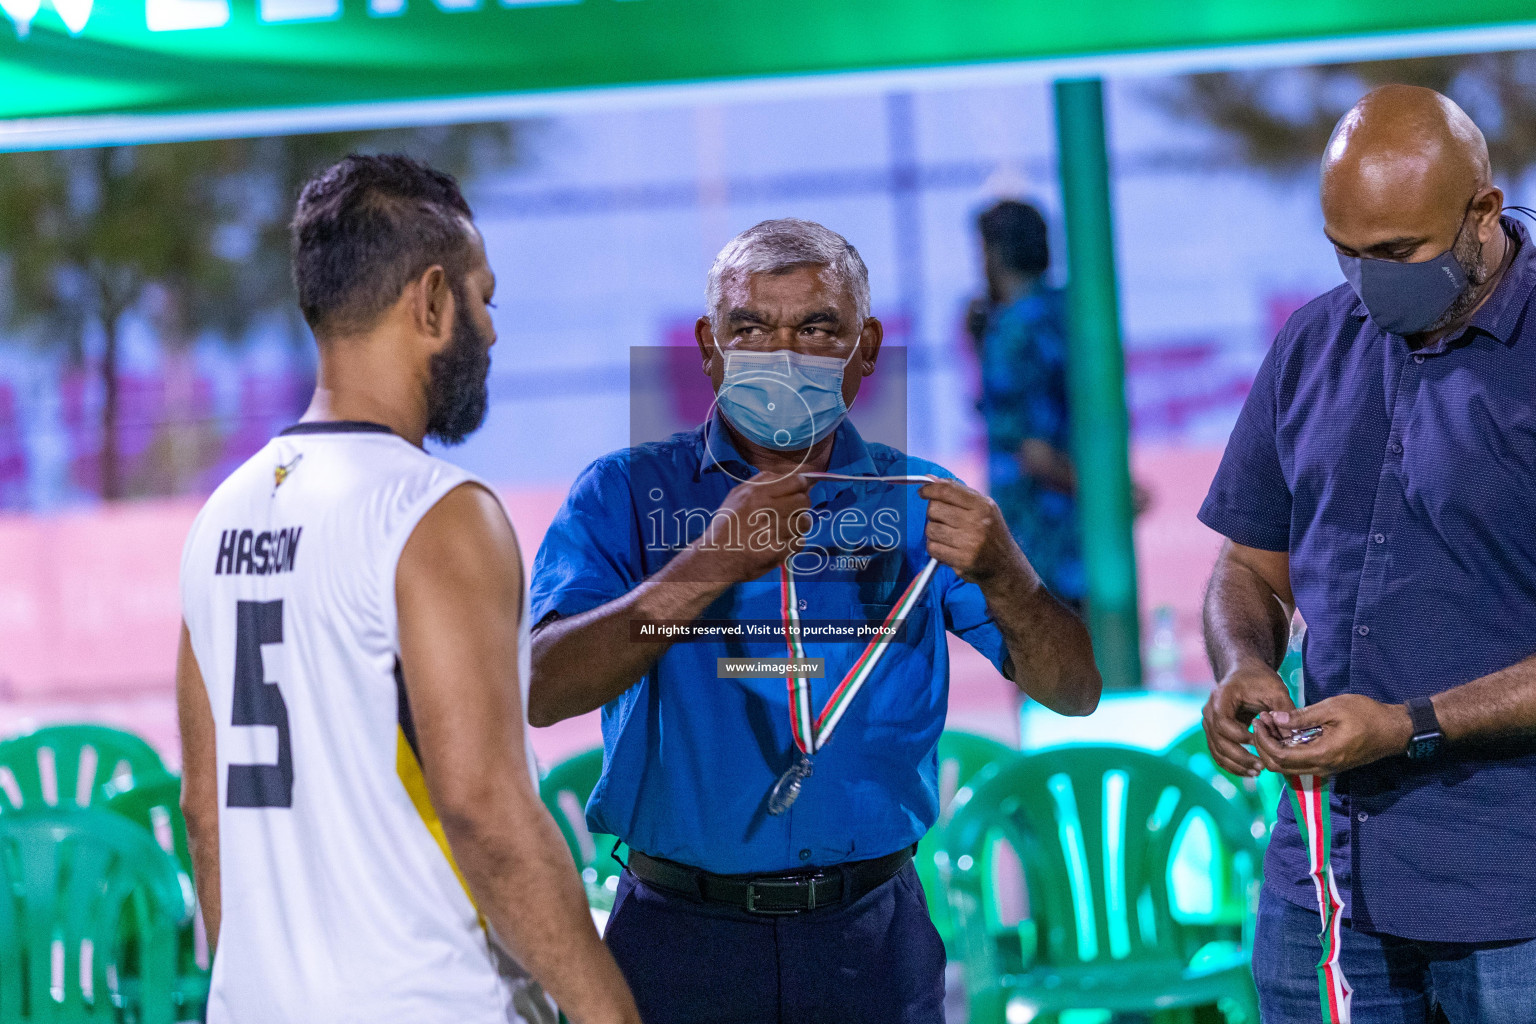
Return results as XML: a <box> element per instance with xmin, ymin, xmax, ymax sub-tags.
<box><xmin>529</xmin><ymin>218</ymin><xmax>1100</xmax><ymax>1023</ymax></box>
<box><xmin>1202</xmin><ymin>85</ymin><xmax>1536</xmax><ymax>1024</ymax></box>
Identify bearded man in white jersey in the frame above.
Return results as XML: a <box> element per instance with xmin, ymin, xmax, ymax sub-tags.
<box><xmin>176</xmin><ymin>154</ymin><xmax>641</xmax><ymax>1024</ymax></box>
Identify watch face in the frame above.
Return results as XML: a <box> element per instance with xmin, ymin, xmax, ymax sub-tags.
<box><xmin>1409</xmin><ymin>734</ymin><xmax>1442</xmax><ymax>760</ymax></box>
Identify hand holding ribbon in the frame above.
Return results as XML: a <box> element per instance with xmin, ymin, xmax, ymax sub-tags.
<box><xmin>767</xmin><ymin>472</ymin><xmax>940</xmax><ymax>815</ymax></box>
<box><xmin>918</xmin><ymin>477</ymin><xmax>1031</xmax><ymax>584</ymax></box>
<box><xmin>692</xmin><ymin>471</ymin><xmax>812</xmax><ymax>584</ymax></box>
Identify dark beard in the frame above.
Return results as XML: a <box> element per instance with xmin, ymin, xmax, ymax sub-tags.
<box><xmin>424</xmin><ymin>295</ymin><xmax>492</xmax><ymax>446</ymax></box>
<box><xmin>1424</xmin><ymin>220</ymin><xmax>1493</xmax><ymax>334</ymax></box>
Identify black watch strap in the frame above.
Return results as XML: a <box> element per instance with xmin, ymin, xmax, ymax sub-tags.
<box><xmin>1407</xmin><ymin>697</ymin><xmax>1439</xmax><ymax>735</ymax></box>
<box><xmin>1406</xmin><ymin>697</ymin><xmax>1443</xmax><ymax>759</ymax></box>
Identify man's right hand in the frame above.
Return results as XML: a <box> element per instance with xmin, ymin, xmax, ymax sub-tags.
<box><xmin>529</xmin><ymin>472</ymin><xmax>811</xmax><ymax>728</ymax></box>
<box><xmin>690</xmin><ymin>472</ymin><xmax>813</xmax><ymax>583</ymax></box>
<box><xmin>1203</xmin><ymin>659</ymin><xmax>1295</xmax><ymax>777</ymax></box>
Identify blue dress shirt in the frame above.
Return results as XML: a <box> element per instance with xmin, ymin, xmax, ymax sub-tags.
<box><xmin>1200</xmin><ymin>217</ymin><xmax>1536</xmax><ymax>942</ymax></box>
<box><xmin>530</xmin><ymin>413</ymin><xmax>1010</xmax><ymax>874</ymax></box>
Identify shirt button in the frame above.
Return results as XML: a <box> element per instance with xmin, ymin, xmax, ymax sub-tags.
<box><xmin>799</xmin><ymin>849</ymin><xmax>811</xmax><ymax>861</ymax></box>
<box><xmin>1358</xmin><ymin>812</ymin><xmax>1369</xmax><ymax>822</ymax></box>
<box><xmin>1357</xmin><ymin>625</ymin><xmax>1370</xmax><ymax>636</ymax></box>
<box><xmin>1414</xmin><ymin>354</ymin><xmax>1425</xmax><ymax>364</ymax></box>
<box><xmin>1389</xmin><ymin>441</ymin><xmax>1403</xmax><ymax>454</ymax></box>
<box><xmin>1374</xmin><ymin>533</ymin><xmax>1385</xmax><ymax>544</ymax></box>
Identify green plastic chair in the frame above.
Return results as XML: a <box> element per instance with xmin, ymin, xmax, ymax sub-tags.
<box><xmin>0</xmin><ymin>809</ymin><xmax>187</xmax><ymax>1024</ymax></box>
<box><xmin>0</xmin><ymin>726</ymin><xmax>167</xmax><ymax>815</ymax></box>
<box><xmin>1162</xmin><ymin>726</ymin><xmax>1281</xmax><ymax>934</ymax></box>
<box><xmin>1165</xmin><ymin>725</ymin><xmax>1283</xmax><ymax>846</ymax></box>
<box><xmin>916</xmin><ymin>731</ymin><xmax>1016</xmax><ymax>952</ymax></box>
<box><xmin>101</xmin><ymin>775</ymin><xmax>190</xmax><ymax>881</ymax></box>
<box><xmin>103</xmin><ymin>773</ymin><xmax>210</xmax><ymax>1020</ymax></box>
<box><xmin>942</xmin><ymin>745</ymin><xmax>1261</xmax><ymax>1024</ymax></box>
<box><xmin>539</xmin><ymin>749</ymin><xmax>620</xmax><ymax>912</ymax></box>
<box><xmin>934</xmin><ymin>732</ymin><xmax>1016</xmax><ymax>811</ymax></box>
<box><xmin>1166</xmin><ymin>623</ymin><xmax>1306</xmax><ymax>846</ymax></box>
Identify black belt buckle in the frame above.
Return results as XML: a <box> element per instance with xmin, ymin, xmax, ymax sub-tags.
<box><xmin>745</xmin><ymin>875</ymin><xmax>818</xmax><ymax>915</ymax></box>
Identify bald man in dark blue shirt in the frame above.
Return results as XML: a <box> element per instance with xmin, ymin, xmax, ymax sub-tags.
<box><xmin>1201</xmin><ymin>85</ymin><xmax>1536</xmax><ymax>1024</ymax></box>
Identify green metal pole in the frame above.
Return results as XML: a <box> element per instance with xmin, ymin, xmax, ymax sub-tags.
<box><xmin>1053</xmin><ymin>77</ymin><xmax>1142</xmax><ymax>691</ymax></box>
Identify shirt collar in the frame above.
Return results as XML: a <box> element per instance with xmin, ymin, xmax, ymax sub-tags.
<box><xmin>699</xmin><ymin>412</ymin><xmax>753</xmax><ymax>480</ymax></box>
<box><xmin>1344</xmin><ymin>215</ymin><xmax>1534</xmax><ymax>349</ymax></box>
<box><xmin>824</xmin><ymin>417</ymin><xmax>878</xmax><ymax>476</ymax></box>
<box><xmin>697</xmin><ymin>410</ymin><xmax>876</xmax><ymax>481</ymax></box>
<box><xmin>1460</xmin><ymin>216</ymin><xmax>1533</xmax><ymax>348</ymax></box>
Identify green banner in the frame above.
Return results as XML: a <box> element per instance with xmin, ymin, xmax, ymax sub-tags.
<box><xmin>3</xmin><ymin>0</ymin><xmax>1536</xmax><ymax>138</ymax></box>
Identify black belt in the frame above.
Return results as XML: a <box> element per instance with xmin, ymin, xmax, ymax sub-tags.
<box><xmin>625</xmin><ymin>845</ymin><xmax>913</xmax><ymax>916</ymax></box>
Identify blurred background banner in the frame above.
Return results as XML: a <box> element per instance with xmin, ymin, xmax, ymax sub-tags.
<box><xmin>10</xmin><ymin>0</ymin><xmax>1536</xmax><ymax>692</ymax></box>
<box><xmin>6</xmin><ymin>0</ymin><xmax>1536</xmax><ymax>145</ymax></box>
<box><xmin>8</xmin><ymin>0</ymin><xmax>1536</xmax><ymax>756</ymax></box>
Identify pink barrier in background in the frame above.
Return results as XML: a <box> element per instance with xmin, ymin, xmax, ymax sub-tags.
<box><xmin>0</xmin><ymin>500</ymin><xmax>199</xmax><ymax>697</ymax></box>
<box><xmin>1132</xmin><ymin>444</ymin><xmax>1231</xmax><ymax>684</ymax></box>
<box><xmin>0</xmin><ymin>446</ymin><xmax>1227</xmax><ymax>766</ymax></box>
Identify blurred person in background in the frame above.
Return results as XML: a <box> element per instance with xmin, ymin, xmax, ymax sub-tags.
<box><xmin>969</xmin><ymin>200</ymin><xmax>1086</xmax><ymax>614</ymax></box>
<box><xmin>177</xmin><ymin>154</ymin><xmax>639</xmax><ymax>1024</ymax></box>
<box><xmin>968</xmin><ymin>200</ymin><xmax>1148</xmax><ymax>620</ymax></box>
<box><xmin>1202</xmin><ymin>85</ymin><xmax>1536</xmax><ymax>1023</ymax></box>
<box><xmin>528</xmin><ymin>218</ymin><xmax>1101</xmax><ymax>1024</ymax></box>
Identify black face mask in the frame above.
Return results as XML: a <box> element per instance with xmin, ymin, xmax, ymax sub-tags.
<box><xmin>1337</xmin><ymin>210</ymin><xmax>1472</xmax><ymax>336</ymax></box>
<box><xmin>424</xmin><ymin>289</ymin><xmax>492</xmax><ymax>446</ymax></box>
<box><xmin>1335</xmin><ymin>195</ymin><xmax>1494</xmax><ymax>337</ymax></box>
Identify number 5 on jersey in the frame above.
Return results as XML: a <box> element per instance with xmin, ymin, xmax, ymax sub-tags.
<box><xmin>229</xmin><ymin>600</ymin><xmax>295</xmax><ymax>808</ymax></box>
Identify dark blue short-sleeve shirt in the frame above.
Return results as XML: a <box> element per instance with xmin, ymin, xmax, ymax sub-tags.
<box><xmin>531</xmin><ymin>413</ymin><xmax>1011</xmax><ymax>875</ymax></box>
<box><xmin>1200</xmin><ymin>217</ymin><xmax>1536</xmax><ymax>942</ymax></box>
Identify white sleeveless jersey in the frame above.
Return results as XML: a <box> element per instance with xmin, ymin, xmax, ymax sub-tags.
<box><xmin>179</xmin><ymin>422</ymin><xmax>552</xmax><ymax>1024</ymax></box>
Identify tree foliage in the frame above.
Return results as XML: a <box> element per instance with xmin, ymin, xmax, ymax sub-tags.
<box><xmin>0</xmin><ymin>122</ymin><xmax>515</xmax><ymax>499</ymax></box>
<box><xmin>1150</xmin><ymin>51</ymin><xmax>1536</xmax><ymax>179</ymax></box>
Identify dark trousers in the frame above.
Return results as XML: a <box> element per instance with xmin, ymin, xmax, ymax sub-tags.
<box><xmin>603</xmin><ymin>861</ymin><xmax>945</xmax><ymax>1024</ymax></box>
<box><xmin>1254</xmin><ymin>883</ymin><xmax>1536</xmax><ymax>1024</ymax></box>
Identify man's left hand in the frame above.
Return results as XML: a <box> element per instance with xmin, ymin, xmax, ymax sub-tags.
<box><xmin>919</xmin><ymin>478</ymin><xmax>1029</xmax><ymax>586</ymax></box>
<box><xmin>1253</xmin><ymin>695</ymin><xmax>1414</xmax><ymax>776</ymax></box>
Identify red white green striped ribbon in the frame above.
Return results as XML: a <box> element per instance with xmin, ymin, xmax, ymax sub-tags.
<box><xmin>1287</xmin><ymin>772</ymin><xmax>1352</xmax><ymax>1024</ymax></box>
<box><xmin>781</xmin><ymin>555</ymin><xmax>939</xmax><ymax>754</ymax></box>
<box><xmin>781</xmin><ymin>565</ymin><xmax>815</xmax><ymax>751</ymax></box>
<box><xmin>777</xmin><ymin>471</ymin><xmax>941</xmax><ymax>756</ymax></box>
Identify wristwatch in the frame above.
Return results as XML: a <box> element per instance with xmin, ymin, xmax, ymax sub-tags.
<box><xmin>1405</xmin><ymin>697</ymin><xmax>1444</xmax><ymax>760</ymax></box>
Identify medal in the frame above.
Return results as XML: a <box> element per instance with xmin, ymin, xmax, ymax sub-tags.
<box><xmin>1284</xmin><ymin>726</ymin><xmax>1324</xmax><ymax>747</ymax></box>
<box><xmin>767</xmin><ymin>752</ymin><xmax>814</xmax><ymax>815</ymax></box>
<box><xmin>765</xmin><ymin>473</ymin><xmax>940</xmax><ymax>815</ymax></box>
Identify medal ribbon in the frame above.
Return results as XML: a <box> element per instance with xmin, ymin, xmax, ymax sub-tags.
<box><xmin>1287</xmin><ymin>773</ymin><xmax>1352</xmax><ymax>1024</ymax></box>
<box><xmin>779</xmin><ymin>472</ymin><xmax>940</xmax><ymax>755</ymax></box>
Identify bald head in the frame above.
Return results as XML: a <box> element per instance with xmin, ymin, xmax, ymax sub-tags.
<box><xmin>1321</xmin><ymin>85</ymin><xmax>1500</xmax><ymax>265</ymax></box>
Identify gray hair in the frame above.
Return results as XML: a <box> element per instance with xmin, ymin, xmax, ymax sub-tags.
<box><xmin>706</xmin><ymin>218</ymin><xmax>871</xmax><ymax>327</ymax></box>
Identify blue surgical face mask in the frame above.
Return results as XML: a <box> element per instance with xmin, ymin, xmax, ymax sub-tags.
<box><xmin>715</xmin><ymin>348</ymin><xmax>851</xmax><ymax>451</ymax></box>
<box><xmin>1335</xmin><ymin>205</ymin><xmax>1474</xmax><ymax>336</ymax></box>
